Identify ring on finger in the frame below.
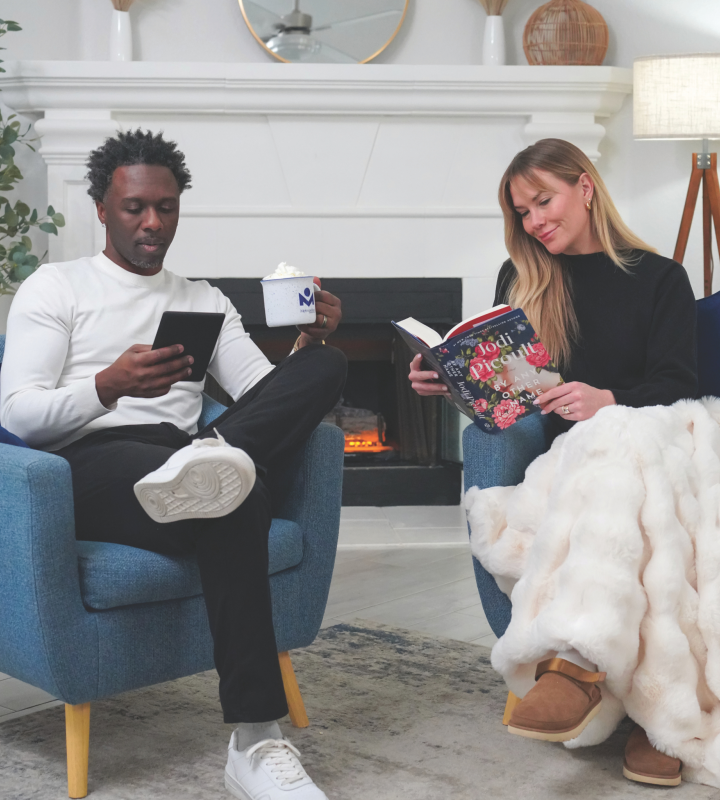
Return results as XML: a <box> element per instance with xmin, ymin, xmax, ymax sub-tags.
<box><xmin>321</xmin><ymin>314</ymin><xmax>328</xmax><ymax>329</ymax></box>
<box><xmin>562</xmin><ymin>404</ymin><xmax>571</xmax><ymax>415</ymax></box>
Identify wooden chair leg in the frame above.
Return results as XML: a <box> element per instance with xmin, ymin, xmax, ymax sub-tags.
<box><xmin>278</xmin><ymin>651</ymin><xmax>309</xmax><ymax>728</ymax></box>
<box><xmin>65</xmin><ymin>703</ymin><xmax>90</xmax><ymax>799</ymax></box>
<box><xmin>502</xmin><ymin>691</ymin><xmax>521</xmax><ymax>726</ymax></box>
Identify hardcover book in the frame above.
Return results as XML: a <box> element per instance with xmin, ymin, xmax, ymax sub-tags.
<box><xmin>393</xmin><ymin>307</ymin><xmax>564</xmax><ymax>434</ymax></box>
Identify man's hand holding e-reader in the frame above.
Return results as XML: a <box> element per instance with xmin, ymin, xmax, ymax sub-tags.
<box><xmin>95</xmin><ymin>311</ymin><xmax>224</xmax><ymax>408</ymax></box>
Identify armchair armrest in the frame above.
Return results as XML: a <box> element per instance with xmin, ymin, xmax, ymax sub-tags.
<box><xmin>0</xmin><ymin>445</ymin><xmax>98</xmax><ymax>702</ymax></box>
<box><xmin>462</xmin><ymin>412</ymin><xmax>555</xmax><ymax>493</ymax></box>
<box><xmin>267</xmin><ymin>423</ymin><xmax>344</xmax><ymax>652</ymax></box>
<box><xmin>462</xmin><ymin>414</ymin><xmax>555</xmax><ymax>638</ymax></box>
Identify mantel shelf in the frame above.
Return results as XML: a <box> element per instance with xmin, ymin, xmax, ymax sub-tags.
<box><xmin>2</xmin><ymin>61</ymin><xmax>632</xmax><ymax>119</ymax></box>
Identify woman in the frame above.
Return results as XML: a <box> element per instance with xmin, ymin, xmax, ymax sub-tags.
<box><xmin>409</xmin><ymin>139</ymin><xmax>698</xmax><ymax>786</ymax></box>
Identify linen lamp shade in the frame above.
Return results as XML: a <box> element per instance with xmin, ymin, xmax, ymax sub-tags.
<box><xmin>634</xmin><ymin>54</ymin><xmax>720</xmax><ymax>140</ymax></box>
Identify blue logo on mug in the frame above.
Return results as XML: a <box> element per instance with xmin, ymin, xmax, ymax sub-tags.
<box><xmin>299</xmin><ymin>287</ymin><xmax>315</xmax><ymax>308</ymax></box>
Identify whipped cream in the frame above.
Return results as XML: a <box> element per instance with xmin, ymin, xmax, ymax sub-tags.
<box><xmin>263</xmin><ymin>262</ymin><xmax>307</xmax><ymax>281</ymax></box>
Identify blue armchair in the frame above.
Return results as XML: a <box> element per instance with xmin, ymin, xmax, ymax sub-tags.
<box><xmin>0</xmin><ymin>334</ymin><xmax>345</xmax><ymax>798</ymax></box>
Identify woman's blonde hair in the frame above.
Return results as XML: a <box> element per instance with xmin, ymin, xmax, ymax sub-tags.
<box><xmin>498</xmin><ymin>138</ymin><xmax>654</xmax><ymax>367</ymax></box>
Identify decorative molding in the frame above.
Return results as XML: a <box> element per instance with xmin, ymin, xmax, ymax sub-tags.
<box><xmin>2</xmin><ymin>61</ymin><xmax>632</xmax><ymax>119</ymax></box>
<box><xmin>2</xmin><ymin>62</ymin><xmax>632</xmax><ymax>166</ymax></box>
<box><xmin>179</xmin><ymin>205</ymin><xmax>503</xmax><ymax>219</ymax></box>
<box><xmin>33</xmin><ymin>111</ymin><xmax>119</xmax><ymax>166</ymax></box>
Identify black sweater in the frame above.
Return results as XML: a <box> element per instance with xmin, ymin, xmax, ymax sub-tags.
<box><xmin>493</xmin><ymin>251</ymin><xmax>698</xmax><ymax>427</ymax></box>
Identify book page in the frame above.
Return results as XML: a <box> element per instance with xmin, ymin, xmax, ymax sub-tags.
<box><xmin>393</xmin><ymin>318</ymin><xmax>443</xmax><ymax>348</ymax></box>
<box><xmin>443</xmin><ymin>305</ymin><xmax>512</xmax><ymax>342</ymax></box>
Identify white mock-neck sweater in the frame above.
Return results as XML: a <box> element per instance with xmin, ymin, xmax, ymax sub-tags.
<box><xmin>0</xmin><ymin>252</ymin><xmax>274</xmax><ymax>451</ymax></box>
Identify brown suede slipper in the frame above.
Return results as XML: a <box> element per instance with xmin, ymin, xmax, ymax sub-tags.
<box><xmin>623</xmin><ymin>725</ymin><xmax>682</xmax><ymax>787</ymax></box>
<box><xmin>508</xmin><ymin>658</ymin><xmax>606</xmax><ymax>743</ymax></box>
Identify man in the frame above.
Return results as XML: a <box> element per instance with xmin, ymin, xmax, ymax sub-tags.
<box><xmin>0</xmin><ymin>129</ymin><xmax>347</xmax><ymax>800</ymax></box>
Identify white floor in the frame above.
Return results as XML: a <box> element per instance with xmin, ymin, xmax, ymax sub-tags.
<box><xmin>323</xmin><ymin>505</ymin><xmax>497</xmax><ymax>648</ymax></box>
<box><xmin>0</xmin><ymin>505</ymin><xmax>492</xmax><ymax>723</ymax></box>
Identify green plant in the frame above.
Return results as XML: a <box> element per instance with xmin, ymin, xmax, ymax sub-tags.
<box><xmin>0</xmin><ymin>19</ymin><xmax>65</xmax><ymax>295</ymax></box>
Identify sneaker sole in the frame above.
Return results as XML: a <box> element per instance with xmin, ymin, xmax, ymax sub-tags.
<box><xmin>508</xmin><ymin>699</ymin><xmax>602</xmax><ymax>742</ymax></box>
<box><xmin>224</xmin><ymin>771</ymin><xmax>252</xmax><ymax>800</ymax></box>
<box><xmin>623</xmin><ymin>764</ymin><xmax>682</xmax><ymax>787</ymax></box>
<box><xmin>134</xmin><ymin>451</ymin><xmax>255</xmax><ymax>524</ymax></box>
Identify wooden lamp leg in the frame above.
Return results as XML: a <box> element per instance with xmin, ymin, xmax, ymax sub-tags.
<box><xmin>704</xmin><ymin>153</ymin><xmax>720</xmax><ymax>297</ymax></box>
<box><xmin>278</xmin><ymin>651</ymin><xmax>309</xmax><ymax>728</ymax></box>
<box><xmin>703</xmin><ymin>169</ymin><xmax>713</xmax><ymax>297</ymax></box>
<box><xmin>674</xmin><ymin>154</ymin><xmax>703</xmax><ymax>265</ymax></box>
<box><xmin>502</xmin><ymin>691</ymin><xmax>521</xmax><ymax>726</ymax></box>
<box><xmin>65</xmin><ymin>703</ymin><xmax>90</xmax><ymax>799</ymax></box>
<box><xmin>675</xmin><ymin>151</ymin><xmax>720</xmax><ymax>297</ymax></box>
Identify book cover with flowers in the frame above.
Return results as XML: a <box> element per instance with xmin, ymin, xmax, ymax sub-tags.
<box><xmin>393</xmin><ymin>309</ymin><xmax>563</xmax><ymax>434</ymax></box>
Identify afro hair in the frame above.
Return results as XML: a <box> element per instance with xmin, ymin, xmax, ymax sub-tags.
<box><xmin>85</xmin><ymin>129</ymin><xmax>192</xmax><ymax>203</ymax></box>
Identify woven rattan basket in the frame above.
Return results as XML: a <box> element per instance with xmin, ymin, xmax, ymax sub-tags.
<box><xmin>523</xmin><ymin>0</ymin><xmax>608</xmax><ymax>66</ymax></box>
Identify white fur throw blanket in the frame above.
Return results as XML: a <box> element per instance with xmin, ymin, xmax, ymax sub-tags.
<box><xmin>465</xmin><ymin>399</ymin><xmax>720</xmax><ymax>788</ymax></box>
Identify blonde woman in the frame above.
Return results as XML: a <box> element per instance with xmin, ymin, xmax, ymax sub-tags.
<box><xmin>411</xmin><ymin>138</ymin><xmax>696</xmax><ymax>426</ymax></box>
<box><xmin>409</xmin><ymin>139</ymin><xmax>697</xmax><ymax>786</ymax></box>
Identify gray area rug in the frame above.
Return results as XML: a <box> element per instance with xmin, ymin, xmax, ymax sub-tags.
<box><xmin>0</xmin><ymin>623</ymin><xmax>716</xmax><ymax>799</ymax></box>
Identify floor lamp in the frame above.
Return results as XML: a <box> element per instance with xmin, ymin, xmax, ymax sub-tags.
<box><xmin>634</xmin><ymin>54</ymin><xmax>720</xmax><ymax>297</ymax></box>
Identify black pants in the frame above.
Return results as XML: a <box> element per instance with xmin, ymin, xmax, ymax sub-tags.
<box><xmin>57</xmin><ymin>344</ymin><xmax>347</xmax><ymax>723</ymax></box>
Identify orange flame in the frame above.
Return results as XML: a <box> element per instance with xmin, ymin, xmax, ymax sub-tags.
<box><xmin>344</xmin><ymin>429</ymin><xmax>394</xmax><ymax>454</ymax></box>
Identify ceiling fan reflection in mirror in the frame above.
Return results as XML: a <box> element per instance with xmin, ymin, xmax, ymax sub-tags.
<box><xmin>239</xmin><ymin>0</ymin><xmax>409</xmax><ymax>64</ymax></box>
<box><xmin>266</xmin><ymin>0</ymin><xmax>321</xmax><ymax>62</ymax></box>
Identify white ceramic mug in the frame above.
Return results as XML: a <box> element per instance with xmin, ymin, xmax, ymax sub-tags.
<box><xmin>261</xmin><ymin>275</ymin><xmax>320</xmax><ymax>327</ymax></box>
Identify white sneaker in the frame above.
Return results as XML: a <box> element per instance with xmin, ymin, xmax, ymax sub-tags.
<box><xmin>225</xmin><ymin>732</ymin><xmax>328</xmax><ymax>800</ymax></box>
<box><xmin>133</xmin><ymin>430</ymin><xmax>256</xmax><ymax>524</ymax></box>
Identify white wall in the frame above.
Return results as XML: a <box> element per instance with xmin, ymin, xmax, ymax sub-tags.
<box><xmin>5</xmin><ymin>0</ymin><xmax>719</xmax><ymax>67</ymax></box>
<box><xmin>1</xmin><ymin>0</ymin><xmax>485</xmax><ymax>64</ymax></box>
<box><xmin>1</xmin><ymin>0</ymin><xmax>720</xmax><ymax>332</ymax></box>
<box><xmin>589</xmin><ymin>0</ymin><xmax>720</xmax><ymax>300</ymax></box>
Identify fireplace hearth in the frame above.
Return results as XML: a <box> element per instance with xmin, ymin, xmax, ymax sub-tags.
<box><xmin>202</xmin><ymin>278</ymin><xmax>463</xmax><ymax>506</ymax></box>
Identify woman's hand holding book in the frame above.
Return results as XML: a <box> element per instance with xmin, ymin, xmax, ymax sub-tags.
<box><xmin>408</xmin><ymin>354</ymin><xmax>450</xmax><ymax>396</ymax></box>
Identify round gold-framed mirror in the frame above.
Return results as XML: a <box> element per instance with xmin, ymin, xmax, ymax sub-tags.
<box><xmin>239</xmin><ymin>0</ymin><xmax>409</xmax><ymax>64</ymax></box>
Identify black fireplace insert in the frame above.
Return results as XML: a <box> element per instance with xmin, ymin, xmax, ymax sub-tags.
<box><xmin>200</xmin><ymin>277</ymin><xmax>463</xmax><ymax>506</ymax></box>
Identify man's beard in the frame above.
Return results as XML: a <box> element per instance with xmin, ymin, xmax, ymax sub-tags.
<box><xmin>129</xmin><ymin>255</ymin><xmax>163</xmax><ymax>270</ymax></box>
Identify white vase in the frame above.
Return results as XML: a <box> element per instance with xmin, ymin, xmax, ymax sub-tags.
<box><xmin>482</xmin><ymin>16</ymin><xmax>506</xmax><ymax>66</ymax></box>
<box><xmin>110</xmin><ymin>9</ymin><xmax>132</xmax><ymax>62</ymax></box>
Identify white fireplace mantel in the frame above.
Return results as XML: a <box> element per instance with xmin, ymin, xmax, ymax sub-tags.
<box><xmin>0</xmin><ymin>62</ymin><xmax>633</xmax><ymax>315</ymax></box>
<box><xmin>3</xmin><ymin>61</ymin><xmax>632</xmax><ymax>161</ymax></box>
<box><xmin>2</xmin><ymin>62</ymin><xmax>633</xmax><ymax>114</ymax></box>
